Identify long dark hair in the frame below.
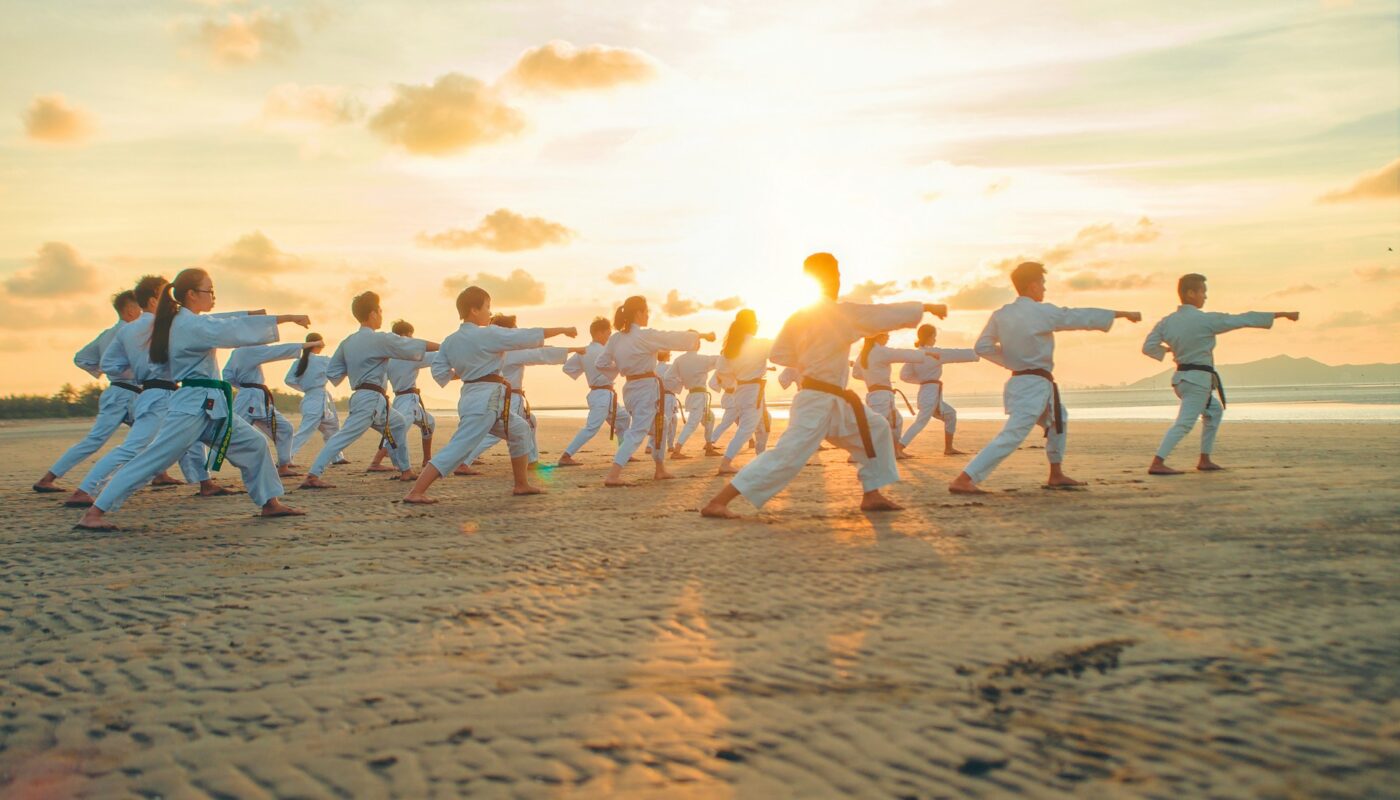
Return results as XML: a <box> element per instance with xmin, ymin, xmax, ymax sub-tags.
<box><xmin>722</xmin><ymin>309</ymin><xmax>757</xmax><ymax>359</ymax></box>
<box><xmin>614</xmin><ymin>296</ymin><xmax>646</xmax><ymax>332</ymax></box>
<box><xmin>295</xmin><ymin>332</ymin><xmax>323</xmax><ymax>377</ymax></box>
<box><xmin>151</xmin><ymin>268</ymin><xmax>207</xmax><ymax>365</ymax></box>
<box><xmin>858</xmin><ymin>336</ymin><xmax>880</xmax><ymax>369</ymax></box>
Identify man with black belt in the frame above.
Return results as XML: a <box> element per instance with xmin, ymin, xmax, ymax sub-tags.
<box><xmin>223</xmin><ymin>340</ymin><xmax>308</xmax><ymax>476</ymax></box>
<box><xmin>949</xmin><ymin>261</ymin><xmax>1140</xmax><ymax>495</ymax></box>
<box><xmin>701</xmin><ymin>252</ymin><xmax>946</xmax><ymax>518</ymax></box>
<box><xmin>301</xmin><ymin>292</ymin><xmax>439</xmax><ymax>489</ymax></box>
<box><xmin>1142</xmin><ymin>273</ymin><xmax>1297</xmax><ymax>475</ymax></box>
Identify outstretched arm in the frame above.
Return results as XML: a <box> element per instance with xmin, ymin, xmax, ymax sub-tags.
<box><xmin>1207</xmin><ymin>310</ymin><xmax>1290</xmax><ymax>333</ymax></box>
<box><xmin>1142</xmin><ymin>318</ymin><xmax>1169</xmax><ymax>361</ymax></box>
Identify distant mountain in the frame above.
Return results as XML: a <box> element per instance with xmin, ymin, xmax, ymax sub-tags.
<box><xmin>1127</xmin><ymin>355</ymin><xmax>1400</xmax><ymax>389</ymax></box>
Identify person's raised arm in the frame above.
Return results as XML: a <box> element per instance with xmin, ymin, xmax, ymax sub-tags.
<box><xmin>642</xmin><ymin>328</ymin><xmax>711</xmax><ymax>352</ymax></box>
<box><xmin>73</xmin><ymin>325</ymin><xmax>116</xmax><ymax>378</ymax></box>
<box><xmin>275</xmin><ymin>314</ymin><xmax>310</xmax><ymax>327</ymax></box>
<box><xmin>974</xmin><ymin>314</ymin><xmax>1007</xmax><ymax>368</ymax></box>
<box><xmin>324</xmin><ymin>342</ymin><xmax>349</xmax><ymax>386</ymax></box>
<box><xmin>429</xmin><ymin>349</ymin><xmax>456</xmax><ymax>387</ymax></box>
<box><xmin>935</xmin><ymin>347</ymin><xmax>980</xmax><ymax>364</ymax></box>
<box><xmin>1142</xmin><ymin>317</ymin><xmax>1169</xmax><ymax>361</ymax></box>
<box><xmin>543</xmin><ymin>326</ymin><xmax>578</xmax><ymax>340</ymax></box>
<box><xmin>1208</xmin><ymin>310</ymin><xmax>1291</xmax><ymax>334</ymax></box>
<box><xmin>841</xmin><ymin>301</ymin><xmax>931</xmax><ymax>339</ymax></box>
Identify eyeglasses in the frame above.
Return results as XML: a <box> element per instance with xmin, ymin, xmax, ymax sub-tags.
<box><xmin>192</xmin><ymin>288</ymin><xmax>216</xmax><ymax>296</ymax></box>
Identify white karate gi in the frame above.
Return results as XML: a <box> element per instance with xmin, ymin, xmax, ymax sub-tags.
<box><xmin>707</xmin><ymin>371</ymin><xmax>740</xmax><ymax>446</ymax></box>
<box><xmin>715</xmin><ymin>338</ymin><xmax>773</xmax><ymax>460</ymax></box>
<box><xmin>855</xmin><ymin>344</ymin><xmax>927</xmax><ymax>444</ymax></box>
<box><xmin>386</xmin><ymin>355</ymin><xmax>436</xmax><ymax>438</ymax></box>
<box><xmin>671</xmin><ymin>351</ymin><xmax>720</xmax><ymax>448</ymax></box>
<box><xmin>426</xmin><ymin>322</ymin><xmax>546</xmax><ymax>475</ymax></box>
<box><xmin>561</xmin><ymin>341</ymin><xmax>631</xmax><ymax>457</ymax></box>
<box><xmin>596</xmin><ymin>326</ymin><xmax>702</xmax><ymax>466</ymax></box>
<box><xmin>465</xmin><ymin>347</ymin><xmax>569</xmax><ymax>464</ymax></box>
<box><xmin>47</xmin><ymin>321</ymin><xmax>139</xmax><ymax>479</ymax></box>
<box><xmin>284</xmin><ymin>354</ymin><xmax>344</xmax><ymax>462</ymax></box>
<box><xmin>658</xmin><ymin>362</ymin><xmax>683</xmax><ymax>451</ymax></box>
<box><xmin>75</xmin><ymin>312</ymin><xmax>216</xmax><ymax>495</ymax></box>
<box><xmin>308</xmin><ymin>327</ymin><xmax>427</xmax><ymax>476</ymax></box>
<box><xmin>898</xmin><ymin>346</ymin><xmax>979</xmax><ymax>446</ymax></box>
<box><xmin>223</xmin><ymin>343</ymin><xmax>305</xmax><ymax>466</ymax></box>
<box><xmin>729</xmin><ymin>299</ymin><xmax>922</xmax><ymax>507</ymax></box>
<box><xmin>94</xmin><ymin>309</ymin><xmax>287</xmax><ymax>512</ymax></box>
<box><xmin>1143</xmin><ymin>305</ymin><xmax>1274</xmax><ymax>459</ymax></box>
<box><xmin>960</xmin><ymin>297</ymin><xmax>1116</xmax><ymax>483</ymax></box>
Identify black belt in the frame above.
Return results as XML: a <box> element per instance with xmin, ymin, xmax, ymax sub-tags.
<box><xmin>238</xmin><ymin>382</ymin><xmax>278</xmax><ymax>441</ymax></box>
<box><xmin>112</xmin><ymin>381</ymin><xmax>142</xmax><ymax>394</ymax></box>
<box><xmin>1012</xmin><ymin>369</ymin><xmax>1063</xmax><ymax>434</ymax></box>
<box><xmin>588</xmin><ymin>384</ymin><xmax>620</xmax><ymax>439</ymax></box>
<box><xmin>142</xmin><ymin>379</ymin><xmax>178</xmax><ymax>391</ymax></box>
<box><xmin>800</xmin><ymin>377</ymin><xmax>873</xmax><ymax>458</ymax></box>
<box><xmin>465</xmin><ymin>374</ymin><xmax>513</xmax><ymax>443</ymax></box>
<box><xmin>1177</xmin><ymin>364</ymin><xmax>1225</xmax><ymax>410</ymax></box>
<box><xmin>353</xmin><ymin>381</ymin><xmax>396</xmax><ymax>448</ymax></box>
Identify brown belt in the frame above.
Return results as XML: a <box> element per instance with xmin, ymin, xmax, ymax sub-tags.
<box><xmin>800</xmin><ymin>377</ymin><xmax>873</xmax><ymax>458</ymax></box>
<box><xmin>1012</xmin><ymin>368</ymin><xmax>1062</xmax><ymax>434</ymax></box>
<box><xmin>625</xmin><ymin>372</ymin><xmax>665</xmax><ymax>445</ymax></box>
<box><xmin>588</xmin><ymin>384</ymin><xmax>620</xmax><ymax>439</ymax></box>
<box><xmin>867</xmin><ymin>383</ymin><xmax>915</xmax><ymax>416</ymax></box>
<box><xmin>353</xmin><ymin>381</ymin><xmax>396</xmax><ymax>448</ymax></box>
<box><xmin>395</xmin><ymin>387</ymin><xmax>420</xmax><ymax>397</ymax></box>
<box><xmin>466</xmin><ymin>374</ymin><xmax>513</xmax><ymax>442</ymax></box>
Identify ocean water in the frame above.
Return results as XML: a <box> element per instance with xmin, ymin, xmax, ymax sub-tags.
<box><xmin>433</xmin><ymin>383</ymin><xmax>1400</xmax><ymax>423</ymax></box>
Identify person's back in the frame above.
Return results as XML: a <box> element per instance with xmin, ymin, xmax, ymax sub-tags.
<box><xmin>672</xmin><ymin>351</ymin><xmax>718</xmax><ymax>388</ymax></box>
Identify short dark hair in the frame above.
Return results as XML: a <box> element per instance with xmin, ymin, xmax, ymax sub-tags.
<box><xmin>391</xmin><ymin>319</ymin><xmax>414</xmax><ymax>336</ymax></box>
<box><xmin>1178</xmin><ymin>273</ymin><xmax>1207</xmax><ymax>303</ymax></box>
<box><xmin>1011</xmin><ymin>261</ymin><xmax>1046</xmax><ymax>295</ymax></box>
<box><xmin>112</xmin><ymin>290</ymin><xmax>138</xmax><ymax>313</ymax></box>
<box><xmin>803</xmin><ymin>252</ymin><xmax>839</xmax><ymax>297</ymax></box>
<box><xmin>589</xmin><ymin>316</ymin><xmax>610</xmax><ymax>336</ymax></box>
<box><xmin>456</xmin><ymin>286</ymin><xmax>490</xmax><ymax>319</ymax></box>
<box><xmin>351</xmin><ymin>291</ymin><xmax>380</xmax><ymax>323</ymax></box>
<box><xmin>133</xmin><ymin>275</ymin><xmax>167</xmax><ymax>308</ymax></box>
<box><xmin>917</xmin><ymin>323</ymin><xmax>937</xmax><ymax>344</ymax></box>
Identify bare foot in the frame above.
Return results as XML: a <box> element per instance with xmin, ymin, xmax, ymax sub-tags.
<box><xmin>150</xmin><ymin>473</ymin><xmax>184</xmax><ymax>487</ymax></box>
<box><xmin>896</xmin><ymin>452</ymin><xmax>914</xmax><ymax>460</ymax></box>
<box><xmin>261</xmin><ymin>499</ymin><xmax>305</xmax><ymax>518</ymax></box>
<box><xmin>299</xmin><ymin>475</ymin><xmax>336</xmax><ymax>489</ymax></box>
<box><xmin>402</xmin><ymin>493</ymin><xmax>438</xmax><ymax>504</ymax></box>
<box><xmin>700</xmin><ymin>502</ymin><xmax>740</xmax><ymax>519</ymax></box>
<box><xmin>1149</xmin><ymin>464</ymin><xmax>1184</xmax><ymax>475</ymax></box>
<box><xmin>332</xmin><ymin>458</ymin><xmax>352</xmax><ymax>466</ymax></box>
<box><xmin>557</xmin><ymin>454</ymin><xmax>583</xmax><ymax>467</ymax></box>
<box><xmin>670</xmin><ymin>450</ymin><xmax>692</xmax><ymax>460</ymax></box>
<box><xmin>1045</xmin><ymin>476</ymin><xmax>1087</xmax><ymax>489</ymax></box>
<box><xmin>654</xmin><ymin>469</ymin><xmax>676</xmax><ymax>481</ymax></box>
<box><xmin>198</xmin><ymin>485</ymin><xmax>245</xmax><ymax>497</ymax></box>
<box><xmin>395</xmin><ymin>470</ymin><xmax>419</xmax><ymax>482</ymax></box>
<box><xmin>603</xmin><ymin>480</ymin><xmax>634</xmax><ymax>488</ymax></box>
<box><xmin>32</xmin><ymin>481</ymin><xmax>67</xmax><ymax>494</ymax></box>
<box><xmin>716</xmin><ymin>465</ymin><xmax>739</xmax><ymax>476</ymax></box>
<box><xmin>75</xmin><ymin>508</ymin><xmax>117</xmax><ymax>531</ymax></box>
<box><xmin>1197</xmin><ymin>457</ymin><xmax>1224</xmax><ymax>472</ymax></box>
<box><xmin>860</xmin><ymin>491</ymin><xmax>904</xmax><ymax>512</ymax></box>
<box><xmin>513</xmin><ymin>484</ymin><xmax>545</xmax><ymax>495</ymax></box>
<box><xmin>527</xmin><ymin>461</ymin><xmax>541</xmax><ymax>471</ymax></box>
<box><xmin>453</xmin><ymin>465</ymin><xmax>482</xmax><ymax>476</ymax></box>
<box><xmin>64</xmin><ymin>490</ymin><xmax>95</xmax><ymax>508</ymax></box>
<box><xmin>948</xmin><ymin>473</ymin><xmax>988</xmax><ymax>495</ymax></box>
<box><xmin>943</xmin><ymin>448</ymin><xmax>967</xmax><ymax>456</ymax></box>
<box><xmin>366</xmin><ymin>464</ymin><xmax>395</xmax><ymax>473</ymax></box>
<box><xmin>278</xmin><ymin>466</ymin><xmax>302</xmax><ymax>478</ymax></box>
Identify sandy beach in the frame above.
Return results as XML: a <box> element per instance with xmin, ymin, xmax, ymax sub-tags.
<box><xmin>2</xmin><ymin>416</ymin><xmax>1397</xmax><ymax>798</ymax></box>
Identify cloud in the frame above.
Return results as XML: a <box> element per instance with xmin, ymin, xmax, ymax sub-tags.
<box><xmin>1319</xmin><ymin>158</ymin><xmax>1400</xmax><ymax>203</ymax></box>
<box><xmin>1318</xmin><ymin>303</ymin><xmax>1400</xmax><ymax>329</ymax></box>
<box><xmin>1062</xmin><ymin>271</ymin><xmax>1157</xmax><ymax>291</ymax></box>
<box><xmin>1355</xmin><ymin>265</ymin><xmax>1399</xmax><ymax>282</ymax></box>
<box><xmin>1041</xmin><ymin>217</ymin><xmax>1160</xmax><ymax>263</ymax></box>
<box><xmin>0</xmin><ymin>297</ymin><xmax>104</xmax><ymax>331</ymax></box>
<box><xmin>711</xmin><ymin>296</ymin><xmax>744</xmax><ymax>312</ymax></box>
<box><xmin>840</xmin><ymin>280</ymin><xmax>901</xmax><ymax>303</ymax></box>
<box><xmin>907</xmin><ymin>276</ymin><xmax>945</xmax><ymax>292</ymax></box>
<box><xmin>505</xmin><ymin>41</ymin><xmax>656</xmax><ymax>91</ymax></box>
<box><xmin>261</xmin><ymin>83</ymin><xmax>362</xmax><ymax>125</ymax></box>
<box><xmin>945</xmin><ymin>277</ymin><xmax>1013</xmax><ymax>310</ymax></box>
<box><xmin>369</xmin><ymin>73</ymin><xmax>525</xmax><ymax>156</ymax></box>
<box><xmin>661</xmin><ymin>290</ymin><xmax>701</xmax><ymax>317</ymax></box>
<box><xmin>1268</xmin><ymin>283</ymin><xmax>1320</xmax><ymax>297</ymax></box>
<box><xmin>607</xmin><ymin>265</ymin><xmax>638</xmax><ymax>285</ymax></box>
<box><xmin>442</xmin><ymin>269</ymin><xmax>546</xmax><ymax>306</ymax></box>
<box><xmin>417</xmin><ymin>209</ymin><xmax>572</xmax><ymax>252</ymax></box>
<box><xmin>4</xmin><ymin>242</ymin><xmax>101</xmax><ymax>297</ymax></box>
<box><xmin>23</xmin><ymin>95</ymin><xmax>95</xmax><ymax>143</ymax></box>
<box><xmin>207</xmin><ymin>231</ymin><xmax>303</xmax><ymax>274</ymax></box>
<box><xmin>195</xmin><ymin>8</ymin><xmax>299</xmax><ymax>65</ymax></box>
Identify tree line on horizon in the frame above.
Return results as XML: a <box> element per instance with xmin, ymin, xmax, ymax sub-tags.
<box><xmin>0</xmin><ymin>384</ymin><xmax>348</xmax><ymax>420</ymax></box>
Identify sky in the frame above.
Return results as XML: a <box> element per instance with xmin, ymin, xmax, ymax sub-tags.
<box><xmin>2</xmin><ymin>0</ymin><xmax>1397</xmax><ymax>407</ymax></box>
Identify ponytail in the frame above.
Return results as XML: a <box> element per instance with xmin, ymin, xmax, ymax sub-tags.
<box><xmin>150</xmin><ymin>268</ymin><xmax>207</xmax><ymax>365</ymax></box>
<box><xmin>295</xmin><ymin>332</ymin><xmax>323</xmax><ymax>377</ymax></box>
<box><xmin>722</xmin><ymin>309</ymin><xmax>757</xmax><ymax>359</ymax></box>
<box><xmin>614</xmin><ymin>295</ymin><xmax>646</xmax><ymax>332</ymax></box>
<box><xmin>858</xmin><ymin>336</ymin><xmax>879</xmax><ymax>369</ymax></box>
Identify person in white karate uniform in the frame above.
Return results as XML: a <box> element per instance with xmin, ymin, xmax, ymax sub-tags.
<box><xmin>656</xmin><ymin>351</ymin><xmax>684</xmax><ymax>454</ymax></box>
<box><xmin>76</xmin><ymin>268</ymin><xmax>310</xmax><ymax>530</ymax></box>
<box><xmin>701</xmin><ymin>252</ymin><xmax>946</xmax><ymax>518</ymax></box>
<box><xmin>1142</xmin><ymin>273</ymin><xmax>1297</xmax><ymax>475</ymax></box>
<box><xmin>714</xmin><ymin>309</ymin><xmax>773</xmax><ymax>476</ymax></box>
<box><xmin>559</xmin><ymin>318</ymin><xmax>633</xmax><ymax>466</ymax></box>
<box><xmin>223</xmin><ymin>340</ymin><xmax>308</xmax><ymax>476</ymax></box>
<box><xmin>668</xmin><ymin>345</ymin><xmax>721</xmax><ymax>459</ymax></box>
<box><xmin>402</xmin><ymin>286</ymin><xmax>576</xmax><ymax>503</ymax></box>
<box><xmin>853</xmin><ymin>333</ymin><xmax>929</xmax><ymax>459</ymax></box>
<box><xmin>598</xmin><ymin>296</ymin><xmax>714</xmax><ymax>487</ymax></box>
<box><xmin>64</xmin><ymin>275</ymin><xmax>241</xmax><ymax>507</ymax></box>
<box><xmin>284</xmin><ymin>333</ymin><xmax>348</xmax><ymax>465</ymax></box>
<box><xmin>898</xmin><ymin>324</ymin><xmax>979</xmax><ymax>455</ymax></box>
<box><xmin>33</xmin><ymin>291</ymin><xmax>149</xmax><ymax>493</ymax></box>
<box><xmin>301</xmin><ymin>292</ymin><xmax>439</xmax><ymax>488</ymax></box>
<box><xmin>367</xmin><ymin>320</ymin><xmax>439</xmax><ymax>471</ymax></box>
<box><xmin>705</xmin><ymin>370</ymin><xmax>740</xmax><ymax>455</ymax></box>
<box><xmin>460</xmin><ymin>314</ymin><xmax>578</xmax><ymax>470</ymax></box>
<box><xmin>949</xmin><ymin>261</ymin><xmax>1140</xmax><ymax>495</ymax></box>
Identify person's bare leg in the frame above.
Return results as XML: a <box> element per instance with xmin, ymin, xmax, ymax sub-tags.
<box><xmin>716</xmin><ymin>457</ymin><xmax>739</xmax><ymax>476</ymax></box>
<box><xmin>33</xmin><ymin>471</ymin><xmax>66</xmax><ymax>493</ymax></box>
<box><xmin>1197</xmin><ymin>454</ymin><xmax>1224</xmax><ymax>471</ymax></box>
<box><xmin>703</xmin><ymin>442</ymin><xmax>722</xmax><ymax>456</ymax></box>
<box><xmin>151</xmin><ymin>470</ymin><xmax>183</xmax><ymax>486</ymax></box>
<box><xmin>700</xmin><ymin>483</ymin><xmax>742</xmax><ymax>518</ymax></box>
<box><xmin>403</xmin><ymin>464</ymin><xmax>441</xmax><ymax>504</ymax></box>
<box><xmin>512</xmin><ymin>454</ymin><xmax>544</xmax><ymax>495</ymax></box>
<box><xmin>670</xmin><ymin>447</ymin><xmax>692</xmax><ymax>460</ymax></box>
<box><xmin>943</xmin><ymin>432</ymin><xmax>966</xmax><ymax>456</ymax></box>
<box><xmin>895</xmin><ymin>441</ymin><xmax>912</xmax><ymax>460</ymax></box>
<box><xmin>859</xmin><ymin>490</ymin><xmax>902</xmax><ymax>511</ymax></box>
<box><xmin>261</xmin><ymin>498</ymin><xmax>305</xmax><ymax>517</ymax></box>
<box><xmin>421</xmin><ymin>432</ymin><xmax>433</xmax><ymax>466</ymax></box>
<box><xmin>366</xmin><ymin>446</ymin><xmax>395</xmax><ymax>472</ymax></box>
<box><xmin>1046</xmin><ymin>463</ymin><xmax>1086</xmax><ymax>487</ymax></box>
<box><xmin>558</xmin><ymin>452</ymin><xmax>583</xmax><ymax>466</ymax></box>
<box><xmin>1148</xmin><ymin>455</ymin><xmax>1184</xmax><ymax>475</ymax></box>
<box><xmin>948</xmin><ymin>471</ymin><xmax>988</xmax><ymax>495</ymax></box>
<box><xmin>300</xmin><ymin>472</ymin><xmax>336</xmax><ymax>489</ymax></box>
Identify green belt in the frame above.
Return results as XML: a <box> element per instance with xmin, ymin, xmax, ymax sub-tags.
<box><xmin>183</xmin><ymin>378</ymin><xmax>234</xmax><ymax>471</ymax></box>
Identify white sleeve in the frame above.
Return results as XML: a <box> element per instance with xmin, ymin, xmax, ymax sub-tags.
<box><xmin>1141</xmin><ymin>318</ymin><xmax>1169</xmax><ymax>361</ymax></box>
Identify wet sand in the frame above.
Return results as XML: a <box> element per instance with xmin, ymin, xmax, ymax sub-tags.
<box><xmin>2</xmin><ymin>416</ymin><xmax>1398</xmax><ymax>797</ymax></box>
